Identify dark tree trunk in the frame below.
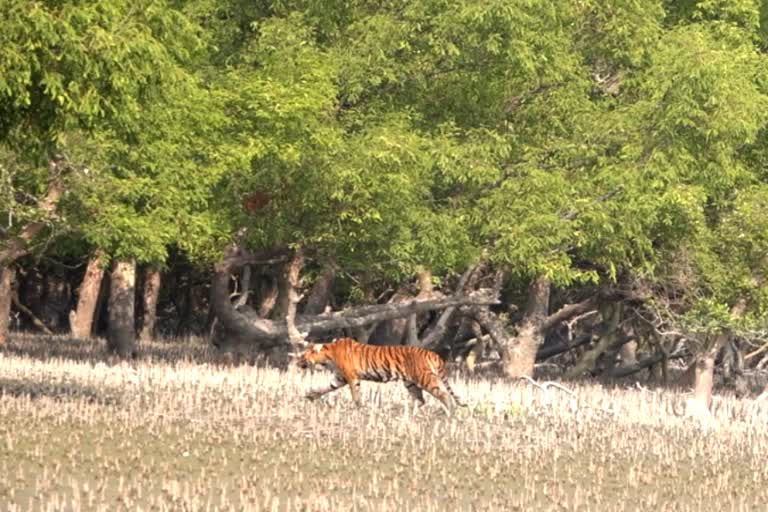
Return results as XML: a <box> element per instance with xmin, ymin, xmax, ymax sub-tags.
<box><xmin>565</xmin><ymin>302</ymin><xmax>623</xmax><ymax>379</ymax></box>
<box><xmin>107</xmin><ymin>259</ymin><xmax>136</xmax><ymax>358</ymax></box>
<box><xmin>92</xmin><ymin>268</ymin><xmax>110</xmax><ymax>336</ymax></box>
<box><xmin>405</xmin><ymin>269</ymin><xmax>439</xmax><ymax>346</ymax></box>
<box><xmin>69</xmin><ymin>249</ymin><xmax>107</xmax><ymax>339</ymax></box>
<box><xmin>256</xmin><ymin>275</ymin><xmax>278</xmax><ymax>318</ymax></box>
<box><xmin>369</xmin><ymin>286</ymin><xmax>411</xmax><ymax>345</ymax></box>
<box><xmin>0</xmin><ymin>266</ymin><xmax>14</xmax><ymax>346</ymax></box>
<box><xmin>41</xmin><ymin>272</ymin><xmax>70</xmax><ymax>330</ymax></box>
<box><xmin>12</xmin><ymin>290</ymin><xmax>52</xmax><ymax>334</ymax></box>
<box><xmin>18</xmin><ymin>268</ymin><xmax>44</xmax><ymax>331</ymax></box>
<box><xmin>304</xmin><ymin>266</ymin><xmax>336</xmax><ymax>315</ymax></box>
<box><xmin>234</xmin><ymin>265</ymin><xmax>252</xmax><ymax>308</ymax></box>
<box><xmin>139</xmin><ymin>266</ymin><xmax>161</xmax><ymax>342</ymax></box>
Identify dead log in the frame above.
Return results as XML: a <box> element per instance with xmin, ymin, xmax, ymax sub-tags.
<box><xmin>601</xmin><ymin>350</ymin><xmax>686</xmax><ymax>379</ymax></box>
<box><xmin>210</xmin><ymin>246</ymin><xmax>498</xmax><ymax>350</ymax></box>
<box><xmin>535</xmin><ymin>333</ymin><xmax>593</xmax><ymax>361</ymax></box>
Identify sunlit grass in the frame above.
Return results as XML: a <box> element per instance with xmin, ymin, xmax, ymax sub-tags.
<box><xmin>0</xmin><ymin>333</ymin><xmax>767</xmax><ymax>511</ymax></box>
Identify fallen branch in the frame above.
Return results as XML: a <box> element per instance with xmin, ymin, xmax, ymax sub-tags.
<box><xmin>520</xmin><ymin>375</ymin><xmax>576</xmax><ymax>396</ymax></box>
<box><xmin>746</xmin><ymin>340</ymin><xmax>768</xmax><ymax>361</ymax></box>
<box><xmin>11</xmin><ymin>293</ymin><xmax>53</xmax><ymax>335</ymax></box>
<box><xmin>211</xmin><ymin>246</ymin><xmax>499</xmax><ymax>349</ymax></box>
<box><xmin>520</xmin><ymin>376</ymin><xmax>618</xmax><ymax>416</ymax></box>
<box><xmin>535</xmin><ymin>334</ymin><xmax>593</xmax><ymax>361</ymax></box>
<box><xmin>601</xmin><ymin>349</ymin><xmax>686</xmax><ymax>379</ymax></box>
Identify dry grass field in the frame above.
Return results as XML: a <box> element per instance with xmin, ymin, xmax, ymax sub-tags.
<box><xmin>1</xmin><ymin>334</ymin><xmax>767</xmax><ymax>511</ymax></box>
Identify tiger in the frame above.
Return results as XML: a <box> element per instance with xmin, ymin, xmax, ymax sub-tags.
<box><xmin>295</xmin><ymin>337</ymin><xmax>466</xmax><ymax>413</ymax></box>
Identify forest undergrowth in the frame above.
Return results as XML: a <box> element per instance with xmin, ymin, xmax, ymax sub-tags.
<box><xmin>1</xmin><ymin>334</ymin><xmax>767</xmax><ymax>511</ymax></box>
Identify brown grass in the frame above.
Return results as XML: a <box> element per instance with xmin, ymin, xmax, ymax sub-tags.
<box><xmin>1</xmin><ymin>333</ymin><xmax>767</xmax><ymax>511</ymax></box>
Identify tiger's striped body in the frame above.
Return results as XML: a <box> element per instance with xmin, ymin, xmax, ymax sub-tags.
<box><xmin>296</xmin><ymin>338</ymin><xmax>464</xmax><ymax>413</ymax></box>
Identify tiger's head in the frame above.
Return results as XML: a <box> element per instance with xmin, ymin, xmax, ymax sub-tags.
<box><xmin>296</xmin><ymin>343</ymin><xmax>331</xmax><ymax>370</ymax></box>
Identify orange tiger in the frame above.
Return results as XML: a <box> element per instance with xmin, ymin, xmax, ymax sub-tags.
<box><xmin>296</xmin><ymin>337</ymin><xmax>466</xmax><ymax>413</ymax></box>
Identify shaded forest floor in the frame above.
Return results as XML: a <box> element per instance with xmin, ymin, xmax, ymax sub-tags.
<box><xmin>1</xmin><ymin>334</ymin><xmax>767</xmax><ymax>511</ymax></box>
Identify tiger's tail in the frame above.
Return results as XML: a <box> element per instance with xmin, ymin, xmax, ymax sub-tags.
<box><xmin>443</xmin><ymin>378</ymin><xmax>468</xmax><ymax>408</ymax></box>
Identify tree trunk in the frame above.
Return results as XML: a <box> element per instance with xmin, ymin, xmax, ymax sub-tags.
<box><xmin>679</xmin><ymin>333</ymin><xmax>727</xmax><ymax>417</ymax></box>
<box><xmin>463</xmin><ymin>322</ymin><xmax>486</xmax><ymax>372</ymax></box>
<box><xmin>0</xmin><ymin>160</ymin><xmax>65</xmax><ymax>340</ymax></box>
<box><xmin>686</xmin><ymin>299</ymin><xmax>748</xmax><ymax>416</ymax></box>
<box><xmin>405</xmin><ymin>269</ymin><xmax>438</xmax><ymax>346</ymax></box>
<box><xmin>565</xmin><ymin>302</ymin><xmax>622</xmax><ymax>379</ymax></box>
<box><xmin>107</xmin><ymin>259</ymin><xmax>137</xmax><ymax>358</ymax></box>
<box><xmin>41</xmin><ymin>273</ymin><xmax>70</xmax><ymax>330</ymax></box>
<box><xmin>0</xmin><ymin>266</ymin><xmax>14</xmax><ymax>346</ymax></box>
<box><xmin>618</xmin><ymin>340</ymin><xmax>638</xmax><ymax>367</ymax></box>
<box><xmin>139</xmin><ymin>266</ymin><xmax>162</xmax><ymax>342</ymax></box>
<box><xmin>92</xmin><ymin>269</ymin><xmax>110</xmax><ymax>336</ymax></box>
<box><xmin>501</xmin><ymin>276</ymin><xmax>551</xmax><ymax>378</ymax></box>
<box><xmin>690</xmin><ymin>347</ymin><xmax>717</xmax><ymax>414</ymax></box>
<box><xmin>272</xmin><ymin>250</ymin><xmax>305</xmax><ymax>322</ymax></box>
<box><xmin>281</xmin><ymin>250</ymin><xmax>306</xmax><ymax>345</ymax></box>
<box><xmin>304</xmin><ymin>266</ymin><xmax>336</xmax><ymax>315</ymax></box>
<box><xmin>17</xmin><ymin>268</ymin><xmax>44</xmax><ymax>331</ymax></box>
<box><xmin>234</xmin><ymin>265</ymin><xmax>252</xmax><ymax>308</ymax></box>
<box><xmin>69</xmin><ymin>249</ymin><xmax>107</xmax><ymax>339</ymax></box>
<box><xmin>257</xmin><ymin>275</ymin><xmax>279</xmax><ymax>318</ymax></box>
<box><xmin>369</xmin><ymin>286</ymin><xmax>412</xmax><ymax>345</ymax></box>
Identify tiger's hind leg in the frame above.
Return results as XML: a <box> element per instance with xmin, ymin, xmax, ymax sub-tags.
<box><xmin>305</xmin><ymin>375</ymin><xmax>347</xmax><ymax>401</ymax></box>
<box><xmin>422</xmin><ymin>376</ymin><xmax>456</xmax><ymax>416</ymax></box>
<box><xmin>404</xmin><ymin>382</ymin><xmax>426</xmax><ymax>406</ymax></box>
<box><xmin>404</xmin><ymin>381</ymin><xmax>426</xmax><ymax>414</ymax></box>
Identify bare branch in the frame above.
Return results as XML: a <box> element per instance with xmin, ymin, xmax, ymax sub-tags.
<box><xmin>420</xmin><ymin>264</ymin><xmax>485</xmax><ymax>349</ymax></box>
<box><xmin>540</xmin><ymin>297</ymin><xmax>598</xmax><ymax>332</ymax></box>
<box><xmin>12</xmin><ymin>291</ymin><xmax>53</xmax><ymax>335</ymax></box>
<box><xmin>0</xmin><ymin>168</ymin><xmax>65</xmax><ymax>265</ymax></box>
<box><xmin>520</xmin><ymin>376</ymin><xmax>576</xmax><ymax>396</ymax></box>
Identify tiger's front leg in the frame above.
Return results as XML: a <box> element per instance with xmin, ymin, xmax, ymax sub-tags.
<box><xmin>348</xmin><ymin>379</ymin><xmax>363</xmax><ymax>407</ymax></box>
<box><xmin>305</xmin><ymin>375</ymin><xmax>347</xmax><ymax>401</ymax></box>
